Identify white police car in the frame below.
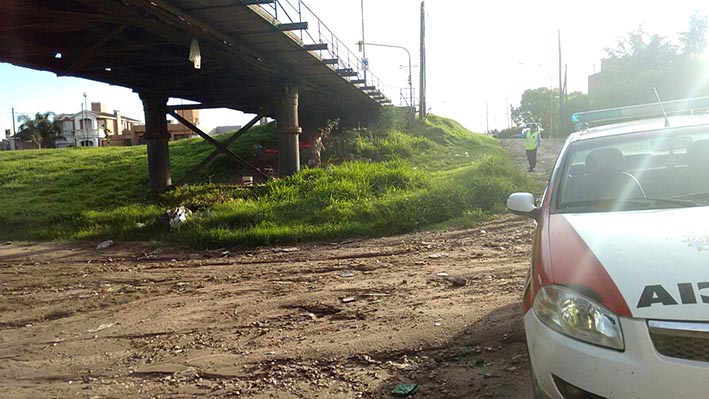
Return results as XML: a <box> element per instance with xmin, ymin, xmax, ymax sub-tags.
<box><xmin>507</xmin><ymin>97</ymin><xmax>709</xmax><ymax>398</ymax></box>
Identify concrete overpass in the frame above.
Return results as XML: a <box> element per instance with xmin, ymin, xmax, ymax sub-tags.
<box><xmin>0</xmin><ymin>0</ymin><xmax>391</xmax><ymax>191</ymax></box>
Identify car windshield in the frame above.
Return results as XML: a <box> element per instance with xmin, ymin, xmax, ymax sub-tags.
<box><xmin>556</xmin><ymin>125</ymin><xmax>709</xmax><ymax>213</ymax></box>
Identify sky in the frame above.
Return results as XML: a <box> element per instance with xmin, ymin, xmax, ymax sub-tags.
<box><xmin>1</xmin><ymin>0</ymin><xmax>708</xmax><ymax>135</ymax></box>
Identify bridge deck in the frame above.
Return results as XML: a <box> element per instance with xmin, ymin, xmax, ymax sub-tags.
<box><xmin>0</xmin><ymin>0</ymin><xmax>388</xmax><ymax>125</ymax></box>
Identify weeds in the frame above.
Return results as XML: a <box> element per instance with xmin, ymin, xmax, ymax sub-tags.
<box><xmin>0</xmin><ymin>113</ymin><xmax>534</xmax><ymax>246</ymax></box>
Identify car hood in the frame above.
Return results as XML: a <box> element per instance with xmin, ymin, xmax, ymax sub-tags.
<box><xmin>551</xmin><ymin>207</ymin><xmax>709</xmax><ymax>321</ymax></box>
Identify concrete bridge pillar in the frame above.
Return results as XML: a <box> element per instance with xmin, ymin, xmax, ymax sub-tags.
<box><xmin>275</xmin><ymin>84</ymin><xmax>301</xmax><ymax>176</ymax></box>
<box><xmin>140</xmin><ymin>91</ymin><xmax>172</xmax><ymax>193</ymax></box>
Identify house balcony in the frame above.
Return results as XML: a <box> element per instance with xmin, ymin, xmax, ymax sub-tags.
<box><xmin>66</xmin><ymin>128</ymin><xmax>105</xmax><ymax>139</ymax></box>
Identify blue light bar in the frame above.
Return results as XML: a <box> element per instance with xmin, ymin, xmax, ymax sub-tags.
<box><xmin>572</xmin><ymin>96</ymin><xmax>709</xmax><ymax>124</ymax></box>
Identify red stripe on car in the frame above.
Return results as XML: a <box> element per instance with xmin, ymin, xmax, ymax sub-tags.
<box><xmin>547</xmin><ymin>214</ymin><xmax>632</xmax><ymax>317</ymax></box>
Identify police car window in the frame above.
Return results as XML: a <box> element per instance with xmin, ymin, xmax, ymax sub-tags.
<box><xmin>557</xmin><ymin>129</ymin><xmax>709</xmax><ymax>212</ymax></box>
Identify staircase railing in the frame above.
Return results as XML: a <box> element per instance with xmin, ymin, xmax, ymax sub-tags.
<box><xmin>257</xmin><ymin>0</ymin><xmax>389</xmax><ymax>104</ymax></box>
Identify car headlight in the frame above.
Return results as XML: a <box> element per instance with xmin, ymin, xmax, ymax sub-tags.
<box><xmin>533</xmin><ymin>285</ymin><xmax>624</xmax><ymax>350</ymax></box>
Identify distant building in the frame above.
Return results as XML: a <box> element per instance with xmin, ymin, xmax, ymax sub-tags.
<box><xmin>128</xmin><ymin>109</ymin><xmax>199</xmax><ymax>145</ymax></box>
<box><xmin>54</xmin><ymin>102</ymin><xmax>141</xmax><ymax>148</ymax></box>
<box><xmin>2</xmin><ymin>129</ymin><xmax>12</xmax><ymax>151</ymax></box>
<box><xmin>7</xmin><ymin>103</ymin><xmax>199</xmax><ymax>150</ymax></box>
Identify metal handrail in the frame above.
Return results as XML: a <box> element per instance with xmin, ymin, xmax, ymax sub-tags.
<box><xmin>257</xmin><ymin>0</ymin><xmax>389</xmax><ymax>102</ymax></box>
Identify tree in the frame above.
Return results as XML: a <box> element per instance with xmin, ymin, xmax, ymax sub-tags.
<box><xmin>680</xmin><ymin>11</ymin><xmax>708</xmax><ymax>55</ymax></box>
<box><xmin>604</xmin><ymin>26</ymin><xmax>651</xmax><ymax>59</ymax></box>
<box><xmin>592</xmin><ymin>15</ymin><xmax>709</xmax><ymax>110</ymax></box>
<box><xmin>511</xmin><ymin>87</ymin><xmax>559</xmax><ymax>135</ymax></box>
<box><xmin>593</xmin><ymin>26</ymin><xmax>683</xmax><ymax>109</ymax></box>
<box><xmin>17</xmin><ymin>112</ymin><xmax>60</xmax><ymax>149</ymax></box>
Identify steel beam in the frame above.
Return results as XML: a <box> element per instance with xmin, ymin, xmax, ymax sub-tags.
<box><xmin>277</xmin><ymin>22</ymin><xmax>308</xmax><ymax>31</ymax></box>
<box><xmin>303</xmin><ymin>43</ymin><xmax>328</xmax><ymax>51</ymax></box>
<box><xmin>168</xmin><ymin>110</ymin><xmax>270</xmax><ymax>183</ymax></box>
<box><xmin>65</xmin><ymin>23</ymin><xmax>129</xmax><ymax>74</ymax></box>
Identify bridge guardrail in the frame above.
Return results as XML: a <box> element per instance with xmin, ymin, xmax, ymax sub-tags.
<box><xmin>257</xmin><ymin>0</ymin><xmax>390</xmax><ymax>104</ymax></box>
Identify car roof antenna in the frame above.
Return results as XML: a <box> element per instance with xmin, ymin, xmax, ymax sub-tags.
<box><xmin>653</xmin><ymin>87</ymin><xmax>671</xmax><ymax>127</ymax></box>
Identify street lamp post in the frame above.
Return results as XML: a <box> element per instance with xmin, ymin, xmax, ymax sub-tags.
<box><xmin>360</xmin><ymin>0</ymin><xmax>366</xmax><ymax>82</ymax></box>
<box><xmin>83</xmin><ymin>92</ymin><xmax>88</xmax><ymax>146</ymax></box>
<box><xmin>357</xmin><ymin>41</ymin><xmax>413</xmax><ymax>108</ymax></box>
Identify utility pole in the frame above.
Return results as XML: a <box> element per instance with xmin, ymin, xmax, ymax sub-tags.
<box><xmin>358</xmin><ymin>41</ymin><xmax>413</xmax><ymax>108</ymax></box>
<box><xmin>485</xmin><ymin>101</ymin><xmax>489</xmax><ymax>134</ymax></box>
<box><xmin>11</xmin><ymin>107</ymin><xmax>16</xmax><ymax>135</ymax></box>
<box><xmin>81</xmin><ymin>102</ymin><xmax>85</xmax><ymax>146</ymax></box>
<box><xmin>360</xmin><ymin>0</ymin><xmax>366</xmax><ymax>82</ymax></box>
<box><xmin>419</xmin><ymin>1</ymin><xmax>426</xmax><ymax>120</ymax></box>
<box><xmin>558</xmin><ymin>29</ymin><xmax>563</xmax><ymax>137</ymax></box>
<box><xmin>83</xmin><ymin>92</ymin><xmax>88</xmax><ymax>145</ymax></box>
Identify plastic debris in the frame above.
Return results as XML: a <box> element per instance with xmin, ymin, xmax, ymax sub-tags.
<box><xmin>189</xmin><ymin>38</ymin><xmax>201</xmax><ymax>69</ymax></box>
<box><xmin>96</xmin><ymin>240</ymin><xmax>114</xmax><ymax>250</ymax></box>
<box><xmin>300</xmin><ymin>312</ymin><xmax>317</xmax><ymax>320</ymax></box>
<box><xmin>428</xmin><ymin>252</ymin><xmax>448</xmax><ymax>259</ymax></box>
<box><xmin>160</xmin><ymin>206</ymin><xmax>192</xmax><ymax>230</ymax></box>
<box><xmin>436</xmin><ymin>272</ymin><xmax>449</xmax><ymax>277</ymax></box>
<box><xmin>273</xmin><ymin>247</ymin><xmax>299</xmax><ymax>253</ymax></box>
<box><xmin>391</xmin><ymin>384</ymin><xmax>419</xmax><ymax>396</ymax></box>
<box><xmin>340</xmin><ymin>271</ymin><xmax>355</xmax><ymax>278</ymax></box>
<box><xmin>342</xmin><ymin>297</ymin><xmax>356</xmax><ymax>303</ymax></box>
<box><xmin>88</xmin><ymin>323</ymin><xmax>114</xmax><ymax>333</ymax></box>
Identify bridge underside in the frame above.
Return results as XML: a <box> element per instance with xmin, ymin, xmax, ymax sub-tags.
<box><xmin>1</xmin><ymin>0</ymin><xmax>386</xmax><ymax>190</ymax></box>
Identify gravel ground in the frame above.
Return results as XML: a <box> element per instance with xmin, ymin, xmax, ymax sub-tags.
<box><xmin>0</xmin><ymin>138</ymin><xmax>565</xmax><ymax>399</ymax></box>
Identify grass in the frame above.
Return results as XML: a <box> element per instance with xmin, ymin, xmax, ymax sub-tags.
<box><xmin>0</xmin><ymin>111</ymin><xmax>535</xmax><ymax>247</ymax></box>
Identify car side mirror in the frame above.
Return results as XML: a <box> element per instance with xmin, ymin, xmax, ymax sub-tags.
<box><xmin>507</xmin><ymin>192</ymin><xmax>540</xmax><ymax>220</ymax></box>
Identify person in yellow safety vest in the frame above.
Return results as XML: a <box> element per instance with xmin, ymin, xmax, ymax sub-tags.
<box><xmin>525</xmin><ymin>124</ymin><xmax>542</xmax><ymax>172</ymax></box>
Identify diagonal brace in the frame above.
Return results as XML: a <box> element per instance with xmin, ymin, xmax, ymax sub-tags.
<box><xmin>66</xmin><ymin>23</ymin><xmax>130</xmax><ymax>74</ymax></box>
<box><xmin>171</xmin><ymin>110</ymin><xmax>270</xmax><ymax>185</ymax></box>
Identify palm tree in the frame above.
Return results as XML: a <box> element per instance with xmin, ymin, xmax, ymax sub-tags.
<box><xmin>17</xmin><ymin>112</ymin><xmax>60</xmax><ymax>149</ymax></box>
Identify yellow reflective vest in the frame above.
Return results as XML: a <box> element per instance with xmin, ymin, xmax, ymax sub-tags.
<box><xmin>525</xmin><ymin>130</ymin><xmax>540</xmax><ymax>150</ymax></box>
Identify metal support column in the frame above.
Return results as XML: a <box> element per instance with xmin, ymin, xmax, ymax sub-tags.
<box><xmin>275</xmin><ymin>84</ymin><xmax>301</xmax><ymax>176</ymax></box>
<box><xmin>140</xmin><ymin>91</ymin><xmax>172</xmax><ymax>193</ymax></box>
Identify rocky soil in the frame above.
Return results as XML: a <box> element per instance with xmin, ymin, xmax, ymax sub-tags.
<box><xmin>0</xmin><ymin>138</ymin><xmax>563</xmax><ymax>399</ymax></box>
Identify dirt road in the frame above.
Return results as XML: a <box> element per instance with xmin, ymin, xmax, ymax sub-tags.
<box><xmin>0</xmin><ymin>138</ymin><xmax>563</xmax><ymax>399</ymax></box>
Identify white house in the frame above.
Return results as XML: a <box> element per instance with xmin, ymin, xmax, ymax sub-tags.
<box><xmin>54</xmin><ymin>102</ymin><xmax>141</xmax><ymax>148</ymax></box>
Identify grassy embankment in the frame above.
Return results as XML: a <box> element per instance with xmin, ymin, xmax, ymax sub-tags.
<box><xmin>0</xmin><ymin>111</ymin><xmax>535</xmax><ymax>247</ymax></box>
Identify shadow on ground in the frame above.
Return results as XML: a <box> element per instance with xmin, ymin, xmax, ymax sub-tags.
<box><xmin>370</xmin><ymin>302</ymin><xmax>531</xmax><ymax>399</ymax></box>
